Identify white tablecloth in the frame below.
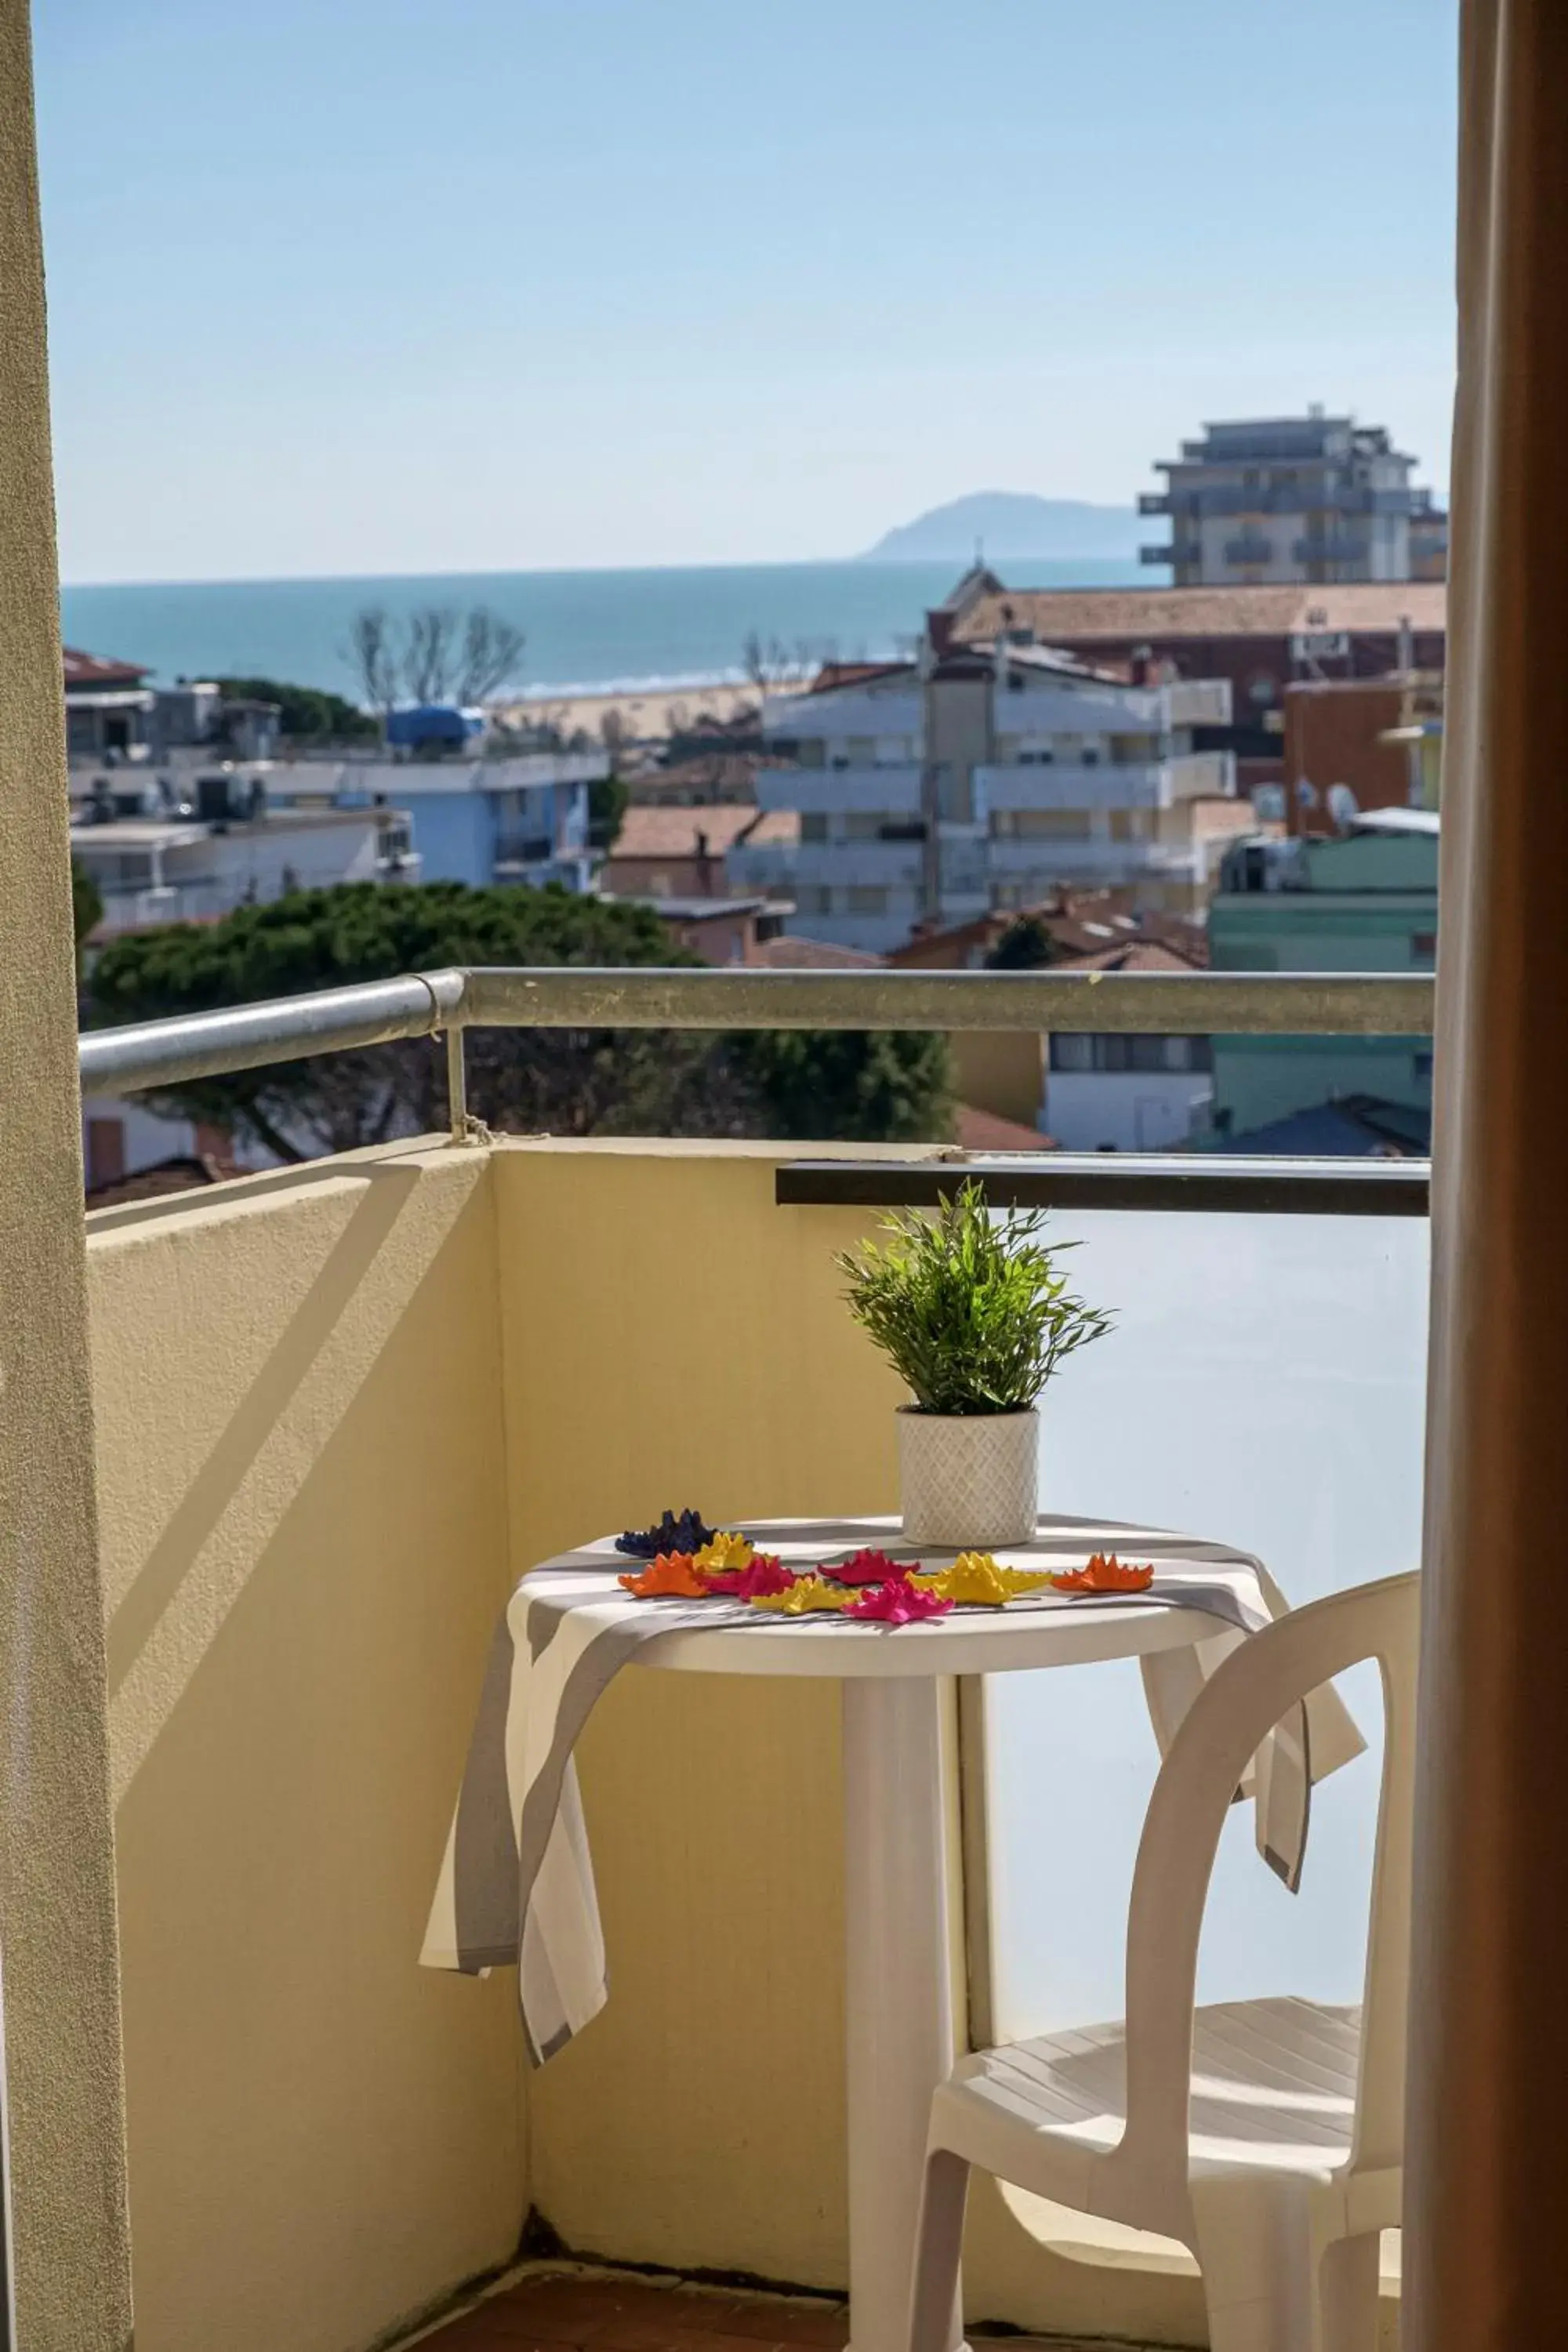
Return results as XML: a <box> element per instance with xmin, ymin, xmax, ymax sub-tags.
<box><xmin>422</xmin><ymin>1513</ymin><xmax>1363</xmax><ymax>2063</ymax></box>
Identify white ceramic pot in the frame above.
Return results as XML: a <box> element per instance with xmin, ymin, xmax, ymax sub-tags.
<box><xmin>897</xmin><ymin>1406</ymin><xmax>1040</xmax><ymax>1548</ymax></box>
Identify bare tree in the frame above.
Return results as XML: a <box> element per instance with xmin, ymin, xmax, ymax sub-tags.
<box><xmin>455</xmin><ymin>608</ymin><xmax>528</xmax><ymax>704</ymax></box>
<box><xmin>348</xmin><ymin>601</ymin><xmax>527</xmax><ymax>717</ymax></box>
<box><xmin>346</xmin><ymin>608</ymin><xmax>398</xmax><ymax>723</ymax></box>
<box><xmin>741</xmin><ymin>630</ymin><xmax>815</xmax><ymax>707</ymax></box>
<box><xmin>403</xmin><ymin>606</ymin><xmax>462</xmax><ymax>703</ymax></box>
<box><xmin>741</xmin><ymin>629</ymin><xmax>782</xmax><ymax>699</ymax></box>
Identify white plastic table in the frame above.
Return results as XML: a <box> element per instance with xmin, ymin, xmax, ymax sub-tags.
<box><xmin>627</xmin><ymin>1516</ymin><xmax>1239</xmax><ymax>2352</ymax></box>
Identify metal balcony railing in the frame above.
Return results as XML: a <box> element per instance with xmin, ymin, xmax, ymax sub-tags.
<box><xmin>1294</xmin><ymin>535</ymin><xmax>1373</xmax><ymax>566</ymax></box>
<box><xmin>78</xmin><ymin>964</ymin><xmax>1436</xmax><ymax>1145</ymax></box>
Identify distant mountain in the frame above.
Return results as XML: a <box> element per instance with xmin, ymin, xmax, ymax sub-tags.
<box><xmin>862</xmin><ymin>491</ymin><xmax>1142</xmax><ymax>564</ymax></box>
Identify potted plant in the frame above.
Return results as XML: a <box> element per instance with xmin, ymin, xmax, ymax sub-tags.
<box><xmin>835</xmin><ymin>1178</ymin><xmax>1111</xmax><ymax>1548</ymax></box>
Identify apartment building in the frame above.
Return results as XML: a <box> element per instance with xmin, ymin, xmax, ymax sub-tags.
<box><xmin>938</xmin><ymin>573</ymin><xmax>1446</xmax><ymax>804</ymax></box>
<box><xmin>731</xmin><ymin>644</ymin><xmax>1242</xmax><ymax>955</ymax></box>
<box><xmin>70</xmin><ymin>775</ymin><xmax>417</xmax><ymax>938</ymax></box>
<box><xmin>1281</xmin><ymin>672</ymin><xmax>1444</xmax><ymax>836</ymax></box>
<box><xmin>1207</xmin><ymin>808</ymin><xmax>1438</xmax><ymax>1145</ymax></box>
<box><xmin>885</xmin><ymin>892</ymin><xmax>1214</xmax><ymax>1151</ymax></box>
<box><xmin>64</xmin><ymin>651</ymin><xmax>285</xmax><ymax>765</ymax></box>
<box><xmin>73</xmin><ymin>781</ymin><xmax>421</xmax><ymax>1189</ymax></box>
<box><xmin>325</xmin><ymin>753</ymin><xmax>600</xmax><ymax>891</ymax></box>
<box><xmin>1140</xmin><ymin>411</ymin><xmax>1446</xmax><ymax>586</ymax></box>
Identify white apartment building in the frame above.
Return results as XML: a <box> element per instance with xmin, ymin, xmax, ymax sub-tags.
<box><xmin>729</xmin><ymin>644</ymin><xmax>1239</xmax><ymax>955</ymax></box>
<box><xmin>1139</xmin><ymin>410</ymin><xmax>1447</xmax><ymax>587</ymax></box>
<box><xmin>70</xmin><ymin>786</ymin><xmax>416</xmax><ymax>938</ymax></box>
<box><xmin>74</xmin><ymin>782</ymin><xmax>420</xmax><ymax>1192</ymax></box>
<box><xmin>292</xmin><ymin>753</ymin><xmax>601</xmax><ymax>893</ymax></box>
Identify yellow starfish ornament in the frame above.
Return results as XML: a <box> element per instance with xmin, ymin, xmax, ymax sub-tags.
<box><xmin>695</xmin><ymin>1530</ymin><xmax>754</xmax><ymax>1576</ymax></box>
<box><xmin>750</xmin><ymin>1573</ymin><xmax>851</xmax><ymax>1616</ymax></box>
<box><xmin>913</xmin><ymin>1551</ymin><xmax>1055</xmax><ymax>1605</ymax></box>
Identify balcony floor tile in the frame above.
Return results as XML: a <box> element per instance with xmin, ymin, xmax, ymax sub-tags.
<box><xmin>408</xmin><ymin>2271</ymin><xmax>1160</xmax><ymax>2352</ymax></box>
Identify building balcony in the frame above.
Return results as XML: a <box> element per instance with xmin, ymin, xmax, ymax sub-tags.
<box><xmin>1137</xmin><ymin>491</ymin><xmax>1170</xmax><ymax>515</ymax></box>
<box><xmin>1165</xmin><ymin>746</ymin><xmax>1236</xmax><ymax>797</ymax></box>
<box><xmin>736</xmin><ymin>841</ymin><xmax>926</xmax><ymax>891</ymax></box>
<box><xmin>977</xmin><ymin>750</ymin><xmax>1230</xmax><ymax>815</ymax></box>
<box><xmin>1158</xmin><ymin>485</ymin><xmax>1308</xmax><ymax>520</ymax></box>
<box><xmin>1138</xmin><ymin>543</ymin><xmax>1175</xmax><ymax>565</ymax></box>
<box><xmin>64</xmin><ymin>964</ymin><xmax>1435</xmax><ymax>2352</ymax></box>
<box><xmin>1163</xmin><ymin>679</ymin><xmax>1233</xmax><ymax>729</ymax></box>
<box><xmin>1294</xmin><ymin>535</ymin><xmax>1372</xmax><ymax>566</ymax></box>
<box><xmin>492</xmin><ymin>831</ymin><xmax>557</xmax><ymax>867</ymax></box>
<box><xmin>980</xmin><ymin>763</ymin><xmax>1165</xmax><ymax>814</ymax></box>
<box><xmin>329</xmin><ymin>750</ymin><xmax>609</xmax><ymax>796</ymax></box>
<box><xmin>1171</xmin><ymin>485</ymin><xmax>1253</xmax><ymax>517</ymax></box>
<box><xmin>1223</xmin><ymin>534</ymin><xmax>1275</xmax><ymax>566</ymax></box>
<box><xmin>87</xmin><ymin>856</ymin><xmax>423</xmax><ymax>935</ymax></box>
<box><xmin>755</xmin><ymin>766</ymin><xmax>924</xmax><ymax>818</ymax></box>
<box><xmin>984</xmin><ymin>835</ymin><xmax>1202</xmax><ymax>880</ymax></box>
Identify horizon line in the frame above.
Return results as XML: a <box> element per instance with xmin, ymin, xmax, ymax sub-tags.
<box><xmin>57</xmin><ymin>551</ymin><xmax>1154</xmax><ymax>594</ymax></box>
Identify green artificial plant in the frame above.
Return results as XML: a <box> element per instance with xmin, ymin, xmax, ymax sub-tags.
<box><xmin>835</xmin><ymin>1178</ymin><xmax>1111</xmax><ymax>1416</ymax></box>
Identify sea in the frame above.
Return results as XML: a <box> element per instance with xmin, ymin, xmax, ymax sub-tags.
<box><xmin>58</xmin><ymin>557</ymin><xmax>1146</xmax><ymax>703</ymax></box>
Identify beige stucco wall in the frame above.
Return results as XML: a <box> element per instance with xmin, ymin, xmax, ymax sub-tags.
<box><xmin>494</xmin><ymin>1141</ymin><xmax>902</xmax><ymax>2290</ymax></box>
<box><xmin>0</xmin><ymin>0</ymin><xmax>136</xmax><ymax>2338</ymax></box>
<box><xmin>89</xmin><ymin>1146</ymin><xmax>524</xmax><ymax>2352</ymax></box>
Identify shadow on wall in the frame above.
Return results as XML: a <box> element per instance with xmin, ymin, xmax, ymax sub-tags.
<box><xmin>90</xmin><ymin>1147</ymin><xmax>524</xmax><ymax>2352</ymax></box>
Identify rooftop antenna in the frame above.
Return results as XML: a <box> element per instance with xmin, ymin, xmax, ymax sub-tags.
<box><xmin>974</xmin><ymin>535</ymin><xmax>985</xmax><ymax>568</ymax></box>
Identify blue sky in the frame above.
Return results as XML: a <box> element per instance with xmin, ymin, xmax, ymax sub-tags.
<box><xmin>34</xmin><ymin>0</ymin><xmax>1459</xmax><ymax>583</ymax></box>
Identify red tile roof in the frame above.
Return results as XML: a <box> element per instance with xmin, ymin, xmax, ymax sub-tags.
<box><xmin>887</xmin><ymin>890</ymin><xmax>1210</xmax><ymax>970</ymax></box>
<box><xmin>751</xmin><ymin>935</ymin><xmax>884</xmax><ymax>968</ymax></box>
<box><xmin>952</xmin><ymin>1104</ymin><xmax>1054</xmax><ymax>1152</ymax></box>
<box><xmin>1049</xmin><ymin>938</ymin><xmax>1206</xmax><ymax>975</ymax></box>
<box><xmin>806</xmin><ymin>660</ymin><xmax>914</xmax><ymax>695</ymax></box>
<box><xmin>956</xmin><ymin>580</ymin><xmax>1446</xmax><ymax>648</ymax></box>
<box><xmin>608</xmin><ymin>804</ymin><xmax>797</xmax><ymax>858</ymax></box>
<box><xmin>64</xmin><ymin>644</ymin><xmax>149</xmax><ymax>688</ymax></box>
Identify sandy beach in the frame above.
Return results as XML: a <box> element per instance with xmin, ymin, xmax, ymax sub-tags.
<box><xmin>499</xmin><ymin>676</ymin><xmax>768</xmax><ymax>742</ymax></box>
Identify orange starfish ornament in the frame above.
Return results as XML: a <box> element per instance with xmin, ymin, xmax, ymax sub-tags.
<box><xmin>1047</xmin><ymin>1550</ymin><xmax>1155</xmax><ymax>1595</ymax></box>
<box><xmin>618</xmin><ymin>1550</ymin><xmax>711</xmax><ymax>1599</ymax></box>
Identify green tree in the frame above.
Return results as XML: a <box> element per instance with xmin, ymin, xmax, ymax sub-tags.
<box><xmin>215</xmin><ymin>677</ymin><xmax>377</xmax><ymax>745</ymax></box>
<box><xmin>86</xmin><ymin>882</ymin><xmax>949</xmax><ymax>1158</ymax></box>
<box><xmin>587</xmin><ymin>768</ymin><xmax>630</xmax><ymax>853</ymax></box>
<box><xmin>984</xmin><ymin>913</ymin><xmax>1062</xmax><ymax>971</ymax></box>
<box><xmin>731</xmin><ymin>1027</ymin><xmax>949</xmax><ymax>1144</ymax></box>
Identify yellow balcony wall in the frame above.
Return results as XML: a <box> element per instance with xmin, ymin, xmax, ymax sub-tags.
<box><xmin>91</xmin><ymin>1147</ymin><xmax>523</xmax><ymax>2352</ymax></box>
<box><xmin>90</xmin><ymin>1136</ymin><xmax>1244</xmax><ymax>2350</ymax></box>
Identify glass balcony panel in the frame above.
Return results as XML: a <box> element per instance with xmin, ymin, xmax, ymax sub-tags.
<box><xmin>982</xmin><ymin>1206</ymin><xmax>1426</xmax><ymax>2044</ymax></box>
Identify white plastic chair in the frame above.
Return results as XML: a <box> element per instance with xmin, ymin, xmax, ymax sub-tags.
<box><xmin>908</xmin><ymin>1572</ymin><xmax>1417</xmax><ymax>2352</ymax></box>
